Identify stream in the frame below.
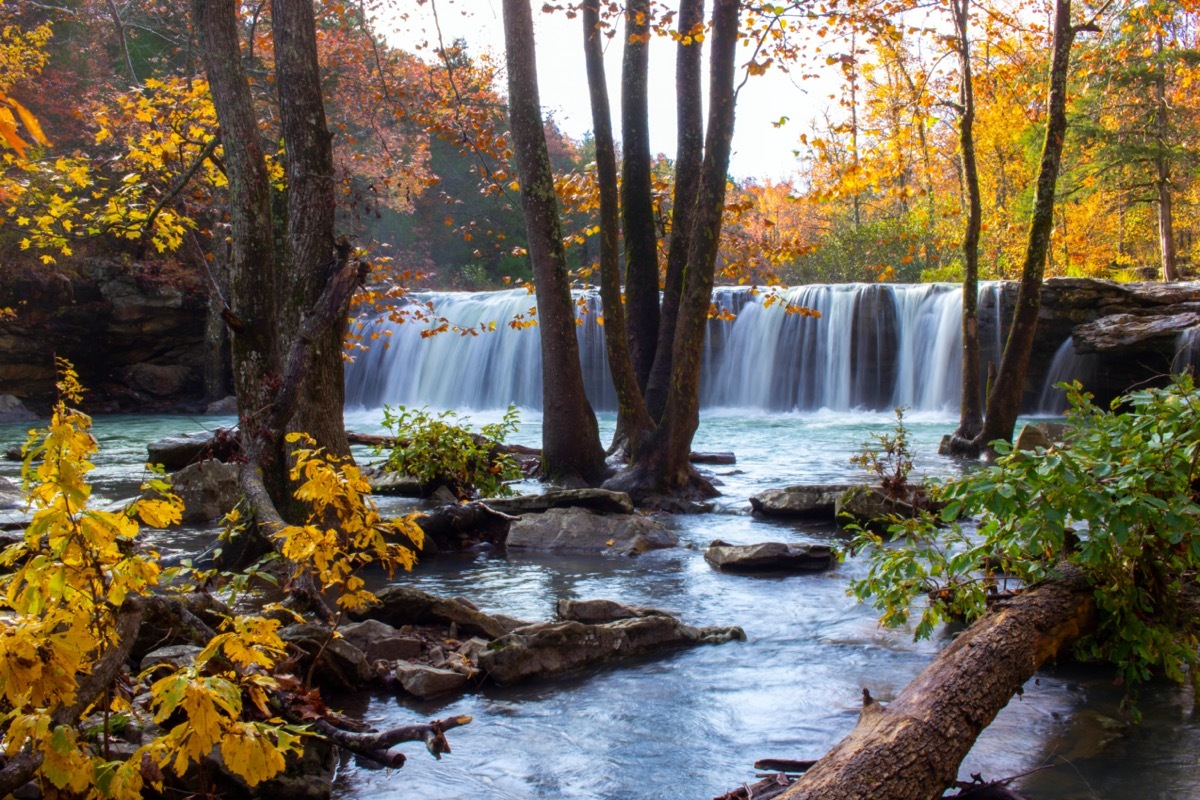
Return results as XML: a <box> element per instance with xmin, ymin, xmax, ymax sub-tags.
<box><xmin>0</xmin><ymin>409</ymin><xmax>1195</xmax><ymax>799</ymax></box>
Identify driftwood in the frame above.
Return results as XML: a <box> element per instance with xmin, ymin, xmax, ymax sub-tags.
<box><xmin>770</xmin><ymin>566</ymin><xmax>1096</xmax><ymax>800</ymax></box>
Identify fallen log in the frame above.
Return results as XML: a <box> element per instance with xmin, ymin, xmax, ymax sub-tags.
<box><xmin>772</xmin><ymin>566</ymin><xmax>1096</xmax><ymax>800</ymax></box>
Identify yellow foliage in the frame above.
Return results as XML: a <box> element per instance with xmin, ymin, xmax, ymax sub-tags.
<box><xmin>276</xmin><ymin>432</ymin><xmax>422</xmax><ymax>611</ymax></box>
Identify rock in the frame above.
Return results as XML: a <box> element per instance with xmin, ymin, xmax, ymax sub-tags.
<box><xmin>0</xmin><ymin>476</ymin><xmax>21</xmax><ymax>510</ymax></box>
<box><xmin>635</xmin><ymin>494</ymin><xmax>715</xmax><ymax>514</ymax></box>
<box><xmin>218</xmin><ymin>735</ymin><xmax>337</xmax><ymax>800</ymax></box>
<box><xmin>485</xmin><ymin>488</ymin><xmax>635</xmax><ymax>515</ymax></box>
<box><xmin>340</xmin><ymin>619</ymin><xmax>423</xmax><ymax>661</ymax></box>
<box><xmin>749</xmin><ymin>484</ymin><xmax>854</xmax><ymax>518</ymax></box>
<box><xmin>1073</xmin><ymin>309</ymin><xmax>1200</xmax><ymax>353</ymax></box>
<box><xmin>1014</xmin><ymin>422</ymin><xmax>1069</xmax><ymax>454</ymax></box>
<box><xmin>506</xmin><ymin>507</ymin><xmax>677</xmax><ymax>555</ymax></box>
<box><xmin>122</xmin><ymin>363</ymin><xmax>191</xmax><ymax>397</ymax></box>
<box><xmin>704</xmin><ymin>540</ymin><xmax>836</xmax><ymax>572</ymax></box>
<box><xmin>393</xmin><ymin>661</ymin><xmax>469</xmax><ymax>697</ymax></box>
<box><xmin>204</xmin><ymin>395</ymin><xmax>238</xmax><ymax>415</ymax></box>
<box><xmin>169</xmin><ymin>460</ymin><xmax>240</xmax><ymax>523</ymax></box>
<box><xmin>835</xmin><ymin>485</ymin><xmax>921</xmax><ymax>530</ymax></box>
<box><xmin>688</xmin><ymin>451</ymin><xmax>737</xmax><ymax>465</ymax></box>
<box><xmin>0</xmin><ymin>395</ymin><xmax>36</xmax><ymax>422</ymax></box>
<box><xmin>279</xmin><ymin>624</ymin><xmax>373</xmax><ymax>690</ymax></box>
<box><xmin>351</xmin><ymin>586</ymin><xmax>509</xmax><ymax>640</ymax></box>
<box><xmin>147</xmin><ymin>430</ymin><xmax>238</xmax><ymax>470</ymax></box>
<box><xmin>429</xmin><ymin>485</ymin><xmax>458</xmax><ymax>505</ymax></box>
<box><xmin>493</xmin><ymin>613</ymin><xmax>533</xmax><ymax>632</ymax></box>
<box><xmin>140</xmin><ymin>644</ymin><xmax>202</xmax><ymax>671</ymax></box>
<box><xmin>478</xmin><ymin>614</ymin><xmax>746</xmax><ymax>685</ymax></box>
<box><xmin>556</xmin><ymin>598</ymin><xmax>653</xmax><ymax>624</ymax></box>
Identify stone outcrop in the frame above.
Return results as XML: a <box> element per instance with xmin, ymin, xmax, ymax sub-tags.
<box><xmin>704</xmin><ymin>540</ymin><xmax>836</xmax><ymax>572</ymax></box>
<box><xmin>505</xmin><ymin>507</ymin><xmax>677</xmax><ymax>555</ymax></box>
<box><xmin>478</xmin><ymin>614</ymin><xmax>745</xmax><ymax>685</ymax></box>
<box><xmin>0</xmin><ymin>262</ymin><xmax>209</xmax><ymax>411</ymax></box>
<box><xmin>749</xmin><ymin>485</ymin><xmax>853</xmax><ymax>519</ymax></box>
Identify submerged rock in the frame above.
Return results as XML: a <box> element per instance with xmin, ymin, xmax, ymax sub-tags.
<box><xmin>506</xmin><ymin>507</ymin><xmax>677</xmax><ymax>555</ymax></box>
<box><xmin>704</xmin><ymin>540</ymin><xmax>836</xmax><ymax>572</ymax></box>
<box><xmin>478</xmin><ymin>614</ymin><xmax>745</xmax><ymax>685</ymax></box>
<box><xmin>749</xmin><ymin>485</ymin><xmax>853</xmax><ymax>518</ymax></box>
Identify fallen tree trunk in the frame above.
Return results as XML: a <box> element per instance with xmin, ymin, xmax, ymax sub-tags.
<box><xmin>775</xmin><ymin>567</ymin><xmax>1096</xmax><ymax>800</ymax></box>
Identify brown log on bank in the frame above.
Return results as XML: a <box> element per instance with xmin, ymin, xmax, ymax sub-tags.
<box><xmin>774</xmin><ymin>567</ymin><xmax>1095</xmax><ymax>800</ymax></box>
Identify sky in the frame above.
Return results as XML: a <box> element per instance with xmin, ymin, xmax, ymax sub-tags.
<box><xmin>380</xmin><ymin>0</ymin><xmax>839</xmax><ymax>181</ymax></box>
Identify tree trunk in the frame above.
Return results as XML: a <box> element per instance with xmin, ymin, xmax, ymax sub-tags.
<box><xmin>953</xmin><ymin>0</ymin><xmax>983</xmax><ymax>446</ymax></box>
<box><xmin>583</xmin><ymin>0</ymin><xmax>655</xmax><ymax>451</ymax></box>
<box><xmin>621</xmin><ymin>0</ymin><xmax>661</xmax><ymax>390</ymax></box>
<box><xmin>637</xmin><ymin>0</ymin><xmax>739</xmax><ymax>491</ymax></box>
<box><xmin>644</xmin><ymin>0</ymin><xmax>705</xmax><ymax>423</ymax></box>
<box><xmin>974</xmin><ymin>0</ymin><xmax>1078</xmax><ymax>451</ymax></box>
<box><xmin>192</xmin><ymin>0</ymin><xmax>281</xmax><ymax>469</ymax></box>
<box><xmin>503</xmin><ymin>0</ymin><xmax>607</xmax><ymax>485</ymax></box>
<box><xmin>777</xmin><ymin>569</ymin><xmax>1096</xmax><ymax>800</ymax></box>
<box><xmin>273</xmin><ymin>0</ymin><xmax>350</xmax><ymax>458</ymax></box>
<box><xmin>1154</xmin><ymin>32</ymin><xmax>1179</xmax><ymax>283</ymax></box>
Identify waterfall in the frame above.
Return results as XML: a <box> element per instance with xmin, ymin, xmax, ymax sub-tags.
<box><xmin>344</xmin><ymin>284</ymin><xmax>1001</xmax><ymax>414</ymax></box>
<box><xmin>1173</xmin><ymin>327</ymin><xmax>1200</xmax><ymax>374</ymax></box>
<box><xmin>1035</xmin><ymin>337</ymin><xmax>1097</xmax><ymax>415</ymax></box>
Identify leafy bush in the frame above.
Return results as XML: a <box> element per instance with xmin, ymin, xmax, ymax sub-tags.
<box><xmin>850</xmin><ymin>378</ymin><xmax>1200</xmax><ymax>707</ymax></box>
<box><xmin>378</xmin><ymin>405</ymin><xmax>523</xmax><ymax>500</ymax></box>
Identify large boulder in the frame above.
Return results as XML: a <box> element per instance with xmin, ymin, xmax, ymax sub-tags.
<box><xmin>0</xmin><ymin>395</ymin><xmax>36</xmax><ymax>422</ymax></box>
<box><xmin>1014</xmin><ymin>422</ymin><xmax>1070</xmax><ymax>453</ymax></box>
<box><xmin>122</xmin><ymin>363</ymin><xmax>192</xmax><ymax>397</ymax></box>
<box><xmin>704</xmin><ymin>540</ymin><xmax>836</xmax><ymax>572</ymax></box>
<box><xmin>392</xmin><ymin>661</ymin><xmax>469</xmax><ymax>698</ymax></box>
<box><xmin>506</xmin><ymin>507</ymin><xmax>677</xmax><ymax>555</ymax></box>
<box><xmin>352</xmin><ymin>586</ymin><xmax>509</xmax><ymax>640</ymax></box>
<box><xmin>279</xmin><ymin>624</ymin><xmax>373</xmax><ymax>690</ymax></box>
<box><xmin>340</xmin><ymin>619</ymin><xmax>422</xmax><ymax>661</ymax></box>
<box><xmin>749</xmin><ymin>485</ymin><xmax>854</xmax><ymax>518</ymax></box>
<box><xmin>170</xmin><ymin>460</ymin><xmax>240</xmax><ymax>523</ymax></box>
<box><xmin>478</xmin><ymin>614</ymin><xmax>745</xmax><ymax>685</ymax></box>
<box><xmin>486</xmin><ymin>488</ymin><xmax>635</xmax><ymax>515</ymax></box>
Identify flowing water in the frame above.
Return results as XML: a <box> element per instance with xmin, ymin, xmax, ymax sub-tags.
<box><xmin>1</xmin><ymin>409</ymin><xmax>1195</xmax><ymax>800</ymax></box>
<box><xmin>3</xmin><ymin>284</ymin><xmax>1197</xmax><ymax>799</ymax></box>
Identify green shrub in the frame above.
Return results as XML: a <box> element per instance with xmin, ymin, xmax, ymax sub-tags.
<box><xmin>850</xmin><ymin>378</ymin><xmax>1200</xmax><ymax>709</ymax></box>
<box><xmin>378</xmin><ymin>405</ymin><xmax>523</xmax><ymax>500</ymax></box>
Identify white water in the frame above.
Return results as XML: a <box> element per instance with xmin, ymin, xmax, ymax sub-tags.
<box><xmin>345</xmin><ymin>284</ymin><xmax>1005</xmax><ymax>414</ymax></box>
<box><xmin>1036</xmin><ymin>337</ymin><xmax>1098</xmax><ymax>414</ymax></box>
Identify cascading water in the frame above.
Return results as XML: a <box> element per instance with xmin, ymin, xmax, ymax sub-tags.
<box><xmin>1172</xmin><ymin>327</ymin><xmax>1200</xmax><ymax>374</ymax></box>
<box><xmin>1035</xmin><ymin>337</ymin><xmax>1097</xmax><ymax>415</ymax></box>
<box><xmin>344</xmin><ymin>284</ymin><xmax>1005</xmax><ymax>414</ymax></box>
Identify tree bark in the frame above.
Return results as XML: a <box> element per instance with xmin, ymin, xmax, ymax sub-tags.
<box><xmin>952</xmin><ymin>0</ymin><xmax>983</xmax><ymax>446</ymax></box>
<box><xmin>273</xmin><ymin>0</ymin><xmax>350</xmax><ymax>458</ymax></box>
<box><xmin>637</xmin><ymin>0</ymin><xmax>740</xmax><ymax>491</ymax></box>
<box><xmin>974</xmin><ymin>0</ymin><xmax>1078</xmax><ymax>451</ymax></box>
<box><xmin>777</xmin><ymin>569</ymin><xmax>1096</xmax><ymax>800</ymax></box>
<box><xmin>1154</xmin><ymin>31</ymin><xmax>1179</xmax><ymax>283</ymax></box>
<box><xmin>503</xmin><ymin>0</ymin><xmax>607</xmax><ymax>485</ymax></box>
<box><xmin>621</xmin><ymin>0</ymin><xmax>661</xmax><ymax>390</ymax></box>
<box><xmin>644</xmin><ymin>0</ymin><xmax>705</xmax><ymax>423</ymax></box>
<box><xmin>583</xmin><ymin>0</ymin><xmax>655</xmax><ymax>451</ymax></box>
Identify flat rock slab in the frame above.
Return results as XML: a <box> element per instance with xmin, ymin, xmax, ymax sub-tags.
<box><xmin>556</xmin><ymin>598</ymin><xmax>662</xmax><ymax>624</ymax></box>
<box><xmin>147</xmin><ymin>430</ymin><xmax>238</xmax><ymax>470</ymax></box>
<box><xmin>352</xmin><ymin>586</ymin><xmax>510</xmax><ymax>640</ymax></box>
<box><xmin>478</xmin><ymin>615</ymin><xmax>745</xmax><ymax>685</ymax></box>
<box><xmin>704</xmin><ymin>540</ymin><xmax>836</xmax><ymax>572</ymax></box>
<box><xmin>689</xmin><ymin>451</ymin><xmax>737</xmax><ymax>465</ymax></box>
<box><xmin>750</xmin><ymin>485</ymin><xmax>854</xmax><ymax>518</ymax></box>
<box><xmin>506</xmin><ymin>507</ymin><xmax>677</xmax><ymax>555</ymax></box>
<box><xmin>393</xmin><ymin>661</ymin><xmax>469</xmax><ymax>698</ymax></box>
<box><xmin>486</xmin><ymin>488</ymin><xmax>634</xmax><ymax>515</ymax></box>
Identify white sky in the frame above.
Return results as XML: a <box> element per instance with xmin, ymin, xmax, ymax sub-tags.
<box><xmin>380</xmin><ymin>0</ymin><xmax>838</xmax><ymax>181</ymax></box>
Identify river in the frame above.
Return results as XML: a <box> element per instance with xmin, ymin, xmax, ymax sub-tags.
<box><xmin>0</xmin><ymin>409</ymin><xmax>1193</xmax><ymax>799</ymax></box>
